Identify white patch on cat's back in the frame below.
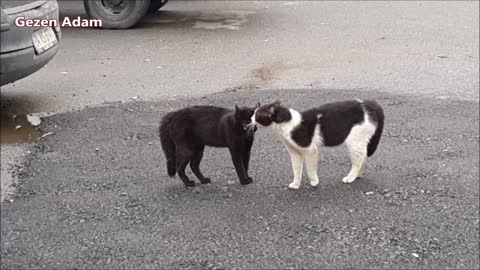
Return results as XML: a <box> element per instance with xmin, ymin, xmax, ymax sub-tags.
<box><xmin>273</xmin><ymin>109</ymin><xmax>323</xmax><ymax>153</ymax></box>
<box><xmin>344</xmin><ymin>112</ymin><xmax>377</xmax><ymax>148</ymax></box>
<box><xmin>272</xmin><ymin>109</ymin><xmax>301</xmax><ymax>136</ymax></box>
<box><xmin>311</xmin><ymin>126</ymin><xmax>323</xmax><ymax>149</ymax></box>
<box><xmin>312</xmin><ymin>114</ymin><xmax>324</xmax><ymax>149</ymax></box>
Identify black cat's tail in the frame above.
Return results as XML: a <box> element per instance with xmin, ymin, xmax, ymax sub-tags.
<box><xmin>364</xmin><ymin>100</ymin><xmax>384</xmax><ymax>157</ymax></box>
<box><xmin>159</xmin><ymin>117</ymin><xmax>176</xmax><ymax>177</ymax></box>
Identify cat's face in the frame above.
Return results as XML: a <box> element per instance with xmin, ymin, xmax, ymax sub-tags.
<box><xmin>235</xmin><ymin>105</ymin><xmax>258</xmax><ymax>132</ymax></box>
<box><xmin>251</xmin><ymin>101</ymin><xmax>282</xmax><ymax>127</ymax></box>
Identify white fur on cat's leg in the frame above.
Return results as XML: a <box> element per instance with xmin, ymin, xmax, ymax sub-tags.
<box><xmin>288</xmin><ymin>182</ymin><xmax>301</xmax><ymax>189</ymax></box>
<box><xmin>343</xmin><ymin>144</ymin><xmax>367</xmax><ymax>184</ymax></box>
<box><xmin>358</xmin><ymin>161</ymin><xmax>366</xmax><ymax>178</ymax></box>
<box><xmin>342</xmin><ymin>113</ymin><xmax>377</xmax><ymax>183</ymax></box>
<box><xmin>286</xmin><ymin>146</ymin><xmax>303</xmax><ymax>189</ymax></box>
<box><xmin>305</xmin><ymin>149</ymin><xmax>319</xmax><ymax>187</ymax></box>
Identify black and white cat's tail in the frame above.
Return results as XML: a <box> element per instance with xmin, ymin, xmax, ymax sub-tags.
<box><xmin>364</xmin><ymin>100</ymin><xmax>385</xmax><ymax>157</ymax></box>
<box><xmin>159</xmin><ymin>118</ymin><xmax>176</xmax><ymax>177</ymax></box>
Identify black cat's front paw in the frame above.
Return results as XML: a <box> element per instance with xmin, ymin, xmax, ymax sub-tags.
<box><xmin>184</xmin><ymin>181</ymin><xmax>195</xmax><ymax>188</ymax></box>
<box><xmin>240</xmin><ymin>177</ymin><xmax>253</xmax><ymax>185</ymax></box>
<box><xmin>200</xmin><ymin>178</ymin><xmax>211</xmax><ymax>184</ymax></box>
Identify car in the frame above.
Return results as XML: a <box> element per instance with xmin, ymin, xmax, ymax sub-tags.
<box><xmin>83</xmin><ymin>0</ymin><xmax>169</xmax><ymax>29</ymax></box>
<box><xmin>0</xmin><ymin>0</ymin><xmax>61</xmax><ymax>86</ymax></box>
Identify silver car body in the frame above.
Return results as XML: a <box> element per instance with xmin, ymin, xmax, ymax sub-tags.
<box><xmin>1</xmin><ymin>0</ymin><xmax>61</xmax><ymax>86</ymax></box>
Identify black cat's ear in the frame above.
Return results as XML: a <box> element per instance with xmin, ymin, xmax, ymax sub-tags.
<box><xmin>234</xmin><ymin>104</ymin><xmax>240</xmax><ymax>118</ymax></box>
<box><xmin>273</xmin><ymin>100</ymin><xmax>281</xmax><ymax>106</ymax></box>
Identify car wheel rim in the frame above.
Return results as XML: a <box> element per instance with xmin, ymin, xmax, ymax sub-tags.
<box><xmin>100</xmin><ymin>0</ymin><xmax>133</xmax><ymax>15</ymax></box>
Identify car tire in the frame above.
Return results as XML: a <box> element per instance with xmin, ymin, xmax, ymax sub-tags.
<box><xmin>148</xmin><ymin>0</ymin><xmax>168</xmax><ymax>14</ymax></box>
<box><xmin>84</xmin><ymin>0</ymin><xmax>150</xmax><ymax>29</ymax></box>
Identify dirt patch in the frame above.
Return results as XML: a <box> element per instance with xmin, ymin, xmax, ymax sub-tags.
<box><xmin>236</xmin><ymin>59</ymin><xmax>321</xmax><ymax>90</ymax></box>
<box><xmin>0</xmin><ymin>113</ymin><xmax>42</xmax><ymax>144</ymax></box>
<box><xmin>193</xmin><ymin>10</ymin><xmax>256</xmax><ymax>30</ymax></box>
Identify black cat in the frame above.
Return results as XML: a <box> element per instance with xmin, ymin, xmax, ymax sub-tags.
<box><xmin>159</xmin><ymin>105</ymin><xmax>258</xmax><ymax>187</ymax></box>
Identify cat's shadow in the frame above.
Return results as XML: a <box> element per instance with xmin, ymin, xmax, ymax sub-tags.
<box><xmin>332</xmin><ymin>176</ymin><xmax>380</xmax><ymax>193</ymax></box>
<box><xmin>161</xmin><ymin>176</ymin><xmax>380</xmax><ymax>207</ymax></box>
<box><xmin>277</xmin><ymin>177</ymin><xmax>380</xmax><ymax>200</ymax></box>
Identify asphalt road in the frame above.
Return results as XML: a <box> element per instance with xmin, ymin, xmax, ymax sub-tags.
<box><xmin>0</xmin><ymin>1</ymin><xmax>479</xmax><ymax>269</ymax></box>
<box><xmin>1</xmin><ymin>1</ymin><xmax>478</xmax><ymax>114</ymax></box>
<box><xmin>1</xmin><ymin>89</ymin><xmax>479</xmax><ymax>269</ymax></box>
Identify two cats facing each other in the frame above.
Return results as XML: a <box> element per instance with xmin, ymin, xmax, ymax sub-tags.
<box><xmin>159</xmin><ymin>99</ymin><xmax>384</xmax><ymax>189</ymax></box>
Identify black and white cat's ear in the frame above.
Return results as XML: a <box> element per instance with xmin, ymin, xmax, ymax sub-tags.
<box><xmin>268</xmin><ymin>104</ymin><xmax>276</xmax><ymax>114</ymax></box>
<box><xmin>255</xmin><ymin>102</ymin><xmax>261</xmax><ymax>109</ymax></box>
<box><xmin>269</xmin><ymin>100</ymin><xmax>281</xmax><ymax>114</ymax></box>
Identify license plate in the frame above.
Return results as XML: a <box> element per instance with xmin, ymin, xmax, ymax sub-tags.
<box><xmin>32</xmin><ymin>27</ymin><xmax>57</xmax><ymax>54</ymax></box>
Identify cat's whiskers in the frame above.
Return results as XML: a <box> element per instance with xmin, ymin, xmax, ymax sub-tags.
<box><xmin>246</xmin><ymin>122</ymin><xmax>256</xmax><ymax>136</ymax></box>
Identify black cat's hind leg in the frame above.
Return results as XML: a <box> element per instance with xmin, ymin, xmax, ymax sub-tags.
<box><xmin>190</xmin><ymin>145</ymin><xmax>211</xmax><ymax>184</ymax></box>
<box><xmin>175</xmin><ymin>145</ymin><xmax>195</xmax><ymax>187</ymax></box>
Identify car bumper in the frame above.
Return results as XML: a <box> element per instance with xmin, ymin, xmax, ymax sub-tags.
<box><xmin>0</xmin><ymin>1</ymin><xmax>61</xmax><ymax>86</ymax></box>
<box><xmin>0</xmin><ymin>44</ymin><xmax>59</xmax><ymax>86</ymax></box>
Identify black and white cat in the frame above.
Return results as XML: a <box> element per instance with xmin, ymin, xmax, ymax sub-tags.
<box><xmin>251</xmin><ymin>100</ymin><xmax>384</xmax><ymax>189</ymax></box>
<box><xmin>160</xmin><ymin>105</ymin><xmax>258</xmax><ymax>187</ymax></box>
